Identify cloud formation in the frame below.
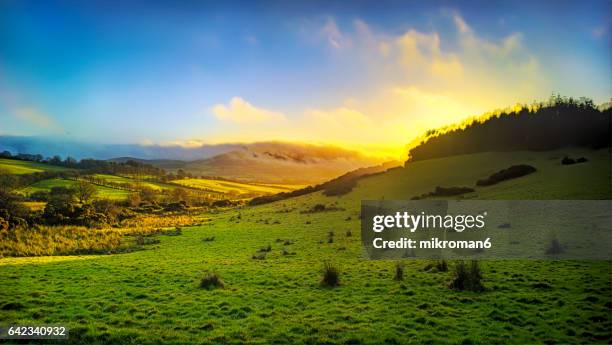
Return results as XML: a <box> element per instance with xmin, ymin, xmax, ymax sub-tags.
<box><xmin>204</xmin><ymin>11</ymin><xmax>561</xmax><ymax>158</ymax></box>
<box><xmin>212</xmin><ymin>97</ymin><xmax>286</xmax><ymax>124</ymax></box>
<box><xmin>278</xmin><ymin>11</ymin><xmax>545</xmax><ymax>154</ymax></box>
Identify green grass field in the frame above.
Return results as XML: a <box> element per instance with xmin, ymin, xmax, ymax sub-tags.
<box><xmin>172</xmin><ymin>178</ymin><xmax>303</xmax><ymax>195</ymax></box>
<box><xmin>0</xmin><ymin>159</ymin><xmax>69</xmax><ymax>175</ymax></box>
<box><xmin>0</xmin><ymin>148</ymin><xmax>610</xmax><ymax>344</ymax></box>
<box><xmin>19</xmin><ymin>178</ymin><xmax>132</xmax><ymax>200</ymax></box>
<box><xmin>92</xmin><ymin>174</ymin><xmax>177</xmax><ymax>191</ymax></box>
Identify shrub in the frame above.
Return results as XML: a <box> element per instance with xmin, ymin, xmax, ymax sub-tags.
<box><xmin>436</xmin><ymin>260</ymin><xmax>448</xmax><ymax>272</ymax></box>
<box><xmin>203</xmin><ymin>236</ymin><xmax>215</xmax><ymax>242</ymax></box>
<box><xmin>346</xmin><ymin>230</ymin><xmax>352</xmax><ymax>237</ymax></box>
<box><xmin>476</xmin><ymin>165</ymin><xmax>537</xmax><ymax>186</ymax></box>
<box><xmin>561</xmin><ymin>156</ymin><xmax>576</xmax><ymax>165</ymax></box>
<box><xmin>199</xmin><ymin>272</ymin><xmax>224</xmax><ymax>289</ymax></box>
<box><xmin>135</xmin><ymin>235</ymin><xmax>160</xmax><ymax>246</ymax></box>
<box><xmin>321</xmin><ymin>261</ymin><xmax>340</xmax><ymax>287</ymax></box>
<box><xmin>29</xmin><ymin>190</ymin><xmax>50</xmax><ymax>202</ymax></box>
<box><xmin>259</xmin><ymin>244</ymin><xmax>272</xmax><ymax>252</ymax></box>
<box><xmin>448</xmin><ymin>260</ymin><xmax>484</xmax><ymax>292</ymax></box>
<box><xmin>322</xmin><ymin>178</ymin><xmax>357</xmax><ymax>196</ymax></box>
<box><xmin>412</xmin><ymin>186</ymin><xmax>475</xmax><ymax>200</ymax></box>
<box><xmin>422</xmin><ymin>260</ymin><xmax>447</xmax><ymax>272</ymax></box>
<box><xmin>394</xmin><ymin>262</ymin><xmax>404</xmax><ymax>281</ymax></box>
<box><xmin>313</xmin><ymin>204</ymin><xmax>326</xmax><ymax>212</ymax></box>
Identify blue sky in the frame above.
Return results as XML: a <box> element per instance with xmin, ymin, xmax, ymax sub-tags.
<box><xmin>1</xmin><ymin>0</ymin><xmax>610</xmax><ymax>156</ymax></box>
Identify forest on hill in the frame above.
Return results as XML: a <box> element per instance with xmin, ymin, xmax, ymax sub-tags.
<box><xmin>407</xmin><ymin>95</ymin><xmax>611</xmax><ymax>162</ymax></box>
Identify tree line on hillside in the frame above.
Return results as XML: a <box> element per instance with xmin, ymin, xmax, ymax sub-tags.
<box><xmin>0</xmin><ymin>151</ymin><xmax>166</xmax><ymax>177</ymax></box>
<box><xmin>249</xmin><ymin>161</ymin><xmax>398</xmax><ymax>205</ymax></box>
<box><xmin>0</xmin><ymin>151</ymin><xmax>247</xmax><ymax>183</ymax></box>
<box><xmin>407</xmin><ymin>95</ymin><xmax>611</xmax><ymax>162</ymax></box>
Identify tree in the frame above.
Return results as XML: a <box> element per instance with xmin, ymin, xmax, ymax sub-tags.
<box><xmin>74</xmin><ymin>180</ymin><xmax>97</xmax><ymax>204</ymax></box>
<box><xmin>127</xmin><ymin>192</ymin><xmax>141</xmax><ymax>207</ymax></box>
<box><xmin>49</xmin><ymin>155</ymin><xmax>62</xmax><ymax>165</ymax></box>
<box><xmin>139</xmin><ymin>187</ymin><xmax>157</xmax><ymax>204</ymax></box>
<box><xmin>0</xmin><ymin>170</ymin><xmax>20</xmax><ymax>193</ymax></box>
<box><xmin>171</xmin><ymin>188</ymin><xmax>191</xmax><ymax>205</ymax></box>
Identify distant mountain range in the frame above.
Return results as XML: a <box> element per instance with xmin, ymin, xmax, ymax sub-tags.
<box><xmin>0</xmin><ymin>136</ymin><xmax>391</xmax><ymax>184</ymax></box>
<box><xmin>111</xmin><ymin>142</ymin><xmax>393</xmax><ymax>184</ymax></box>
<box><xmin>0</xmin><ymin>135</ymin><xmax>242</xmax><ymax>161</ymax></box>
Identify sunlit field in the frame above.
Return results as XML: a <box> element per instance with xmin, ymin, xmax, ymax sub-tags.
<box><xmin>1</xmin><ymin>148</ymin><xmax>610</xmax><ymax>344</ymax></box>
<box><xmin>0</xmin><ymin>159</ymin><xmax>69</xmax><ymax>175</ymax></box>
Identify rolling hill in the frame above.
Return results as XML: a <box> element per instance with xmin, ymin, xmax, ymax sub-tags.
<box><xmin>2</xmin><ymin>147</ymin><xmax>610</xmax><ymax>344</ymax></box>
<box><xmin>155</xmin><ymin>142</ymin><xmax>388</xmax><ymax>184</ymax></box>
<box><xmin>0</xmin><ymin>158</ymin><xmax>70</xmax><ymax>175</ymax></box>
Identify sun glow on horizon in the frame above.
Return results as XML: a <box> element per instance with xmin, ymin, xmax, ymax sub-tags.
<box><xmin>1</xmin><ymin>2</ymin><xmax>609</xmax><ymax>154</ymax></box>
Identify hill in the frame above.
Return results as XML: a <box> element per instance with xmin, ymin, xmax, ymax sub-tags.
<box><xmin>407</xmin><ymin>96</ymin><xmax>611</xmax><ymax>162</ymax></box>
<box><xmin>1</xmin><ymin>147</ymin><xmax>609</xmax><ymax>344</ymax></box>
<box><xmin>19</xmin><ymin>178</ymin><xmax>132</xmax><ymax>200</ymax></box>
<box><xmin>168</xmin><ymin>142</ymin><xmax>386</xmax><ymax>184</ymax></box>
<box><xmin>172</xmin><ymin>179</ymin><xmax>303</xmax><ymax>197</ymax></box>
<box><xmin>0</xmin><ymin>158</ymin><xmax>70</xmax><ymax>175</ymax></box>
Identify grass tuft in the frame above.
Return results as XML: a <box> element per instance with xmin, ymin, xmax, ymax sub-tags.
<box><xmin>199</xmin><ymin>272</ymin><xmax>224</xmax><ymax>290</ymax></box>
<box><xmin>394</xmin><ymin>262</ymin><xmax>404</xmax><ymax>281</ymax></box>
<box><xmin>321</xmin><ymin>261</ymin><xmax>340</xmax><ymax>287</ymax></box>
<box><xmin>448</xmin><ymin>260</ymin><xmax>484</xmax><ymax>292</ymax></box>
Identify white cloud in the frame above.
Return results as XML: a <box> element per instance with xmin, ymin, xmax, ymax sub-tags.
<box><xmin>202</xmin><ymin>11</ymin><xmax>550</xmax><ymax>158</ymax></box>
<box><xmin>300</xmin><ymin>16</ymin><xmax>351</xmax><ymax>50</ymax></box>
<box><xmin>211</xmin><ymin>97</ymin><xmax>286</xmax><ymax>124</ymax></box>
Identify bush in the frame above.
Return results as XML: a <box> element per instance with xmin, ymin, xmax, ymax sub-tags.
<box><xmin>259</xmin><ymin>244</ymin><xmax>272</xmax><ymax>252</ymax></box>
<box><xmin>422</xmin><ymin>260</ymin><xmax>447</xmax><ymax>273</ymax></box>
<box><xmin>199</xmin><ymin>272</ymin><xmax>224</xmax><ymax>289</ymax></box>
<box><xmin>561</xmin><ymin>156</ymin><xmax>575</xmax><ymax>165</ymax></box>
<box><xmin>321</xmin><ymin>261</ymin><xmax>340</xmax><ymax>287</ymax></box>
<box><xmin>436</xmin><ymin>260</ymin><xmax>448</xmax><ymax>272</ymax></box>
<box><xmin>313</xmin><ymin>204</ymin><xmax>326</xmax><ymax>212</ymax></box>
<box><xmin>29</xmin><ymin>190</ymin><xmax>49</xmax><ymax>202</ymax></box>
<box><xmin>323</xmin><ymin>179</ymin><xmax>357</xmax><ymax>196</ymax></box>
<box><xmin>412</xmin><ymin>186</ymin><xmax>474</xmax><ymax>200</ymax></box>
<box><xmin>202</xmin><ymin>236</ymin><xmax>215</xmax><ymax>242</ymax></box>
<box><xmin>561</xmin><ymin>156</ymin><xmax>588</xmax><ymax>165</ymax></box>
<box><xmin>476</xmin><ymin>165</ymin><xmax>537</xmax><ymax>186</ymax></box>
<box><xmin>135</xmin><ymin>235</ymin><xmax>160</xmax><ymax>246</ymax></box>
<box><xmin>394</xmin><ymin>262</ymin><xmax>404</xmax><ymax>281</ymax></box>
<box><xmin>448</xmin><ymin>260</ymin><xmax>484</xmax><ymax>292</ymax></box>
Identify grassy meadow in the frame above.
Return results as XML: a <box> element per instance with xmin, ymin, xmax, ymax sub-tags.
<box><xmin>19</xmin><ymin>178</ymin><xmax>132</xmax><ymax>200</ymax></box>
<box><xmin>4</xmin><ymin>161</ymin><xmax>300</xmax><ymax>203</ymax></box>
<box><xmin>0</xmin><ymin>159</ymin><xmax>70</xmax><ymax>175</ymax></box>
<box><xmin>1</xmin><ymin>148</ymin><xmax>610</xmax><ymax>344</ymax></box>
<box><xmin>171</xmin><ymin>178</ymin><xmax>303</xmax><ymax>196</ymax></box>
